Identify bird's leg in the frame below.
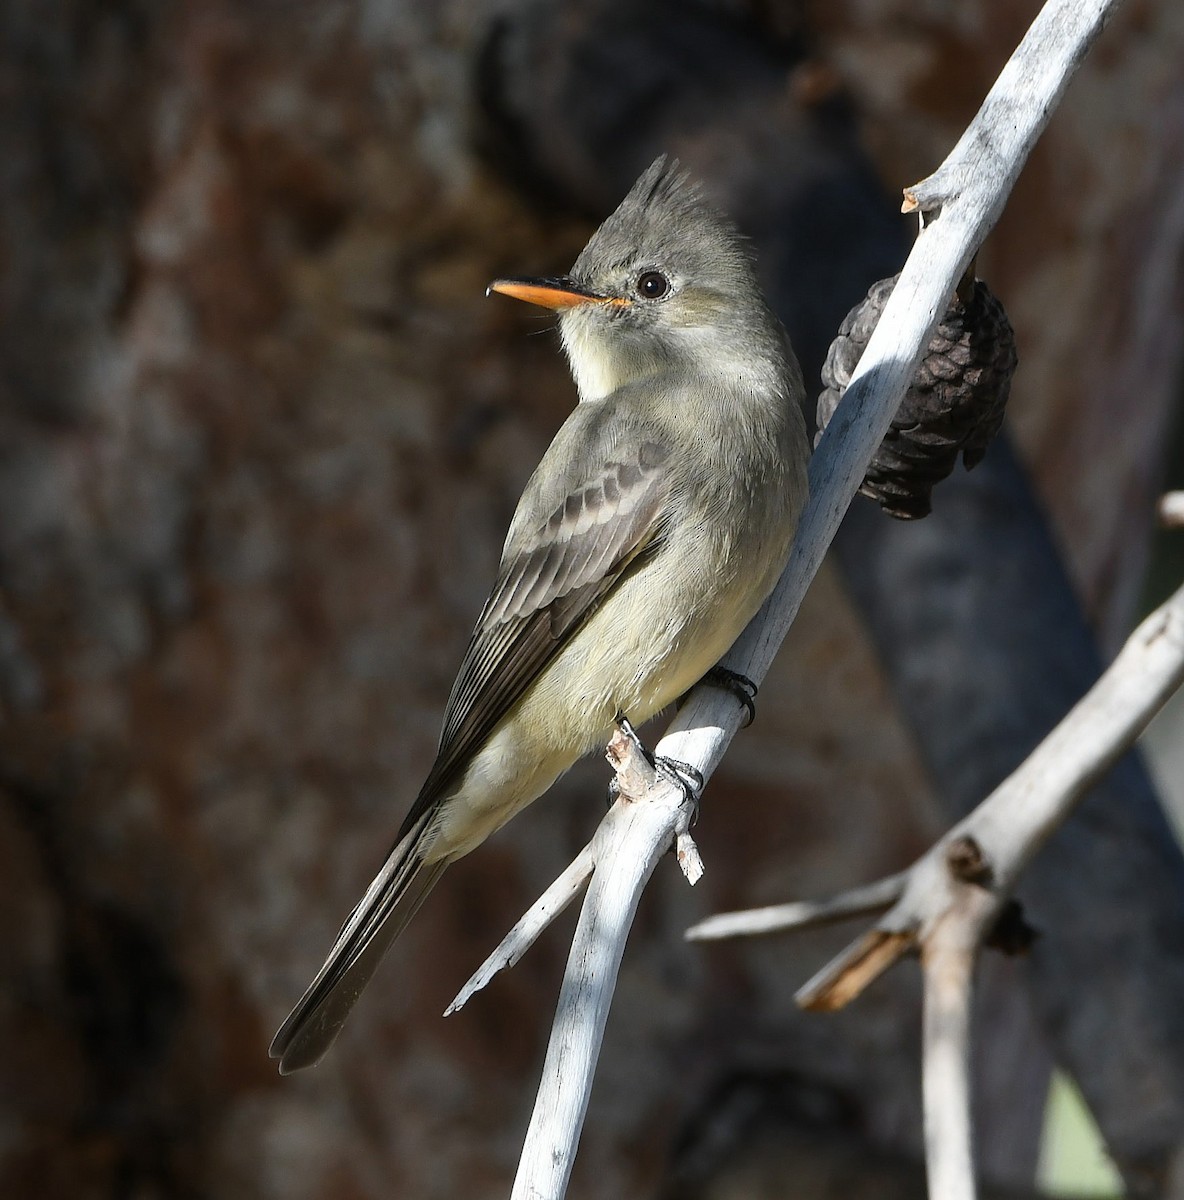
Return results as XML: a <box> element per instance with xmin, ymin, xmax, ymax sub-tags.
<box><xmin>610</xmin><ymin>712</ymin><xmax>704</xmax><ymax>819</ymax></box>
<box><xmin>697</xmin><ymin>666</ymin><xmax>759</xmax><ymax>727</ymax></box>
<box><xmin>605</xmin><ymin>710</ymin><xmax>633</xmax><ymax>807</ymax></box>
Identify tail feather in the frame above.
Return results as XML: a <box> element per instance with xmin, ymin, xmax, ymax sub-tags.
<box><xmin>270</xmin><ymin>814</ymin><xmax>448</xmax><ymax>1074</ymax></box>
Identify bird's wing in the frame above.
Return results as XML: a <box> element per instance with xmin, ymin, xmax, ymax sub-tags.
<box><xmin>397</xmin><ymin>438</ymin><xmax>671</xmax><ymax>838</ymax></box>
<box><xmin>271</xmin><ymin>440</ymin><xmax>670</xmax><ymax>1071</ymax></box>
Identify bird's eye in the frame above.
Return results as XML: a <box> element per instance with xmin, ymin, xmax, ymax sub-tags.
<box><xmin>636</xmin><ymin>271</ymin><xmax>670</xmax><ymax>300</ymax></box>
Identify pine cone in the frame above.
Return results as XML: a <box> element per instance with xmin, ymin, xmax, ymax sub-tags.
<box><xmin>816</xmin><ymin>273</ymin><xmax>1018</xmax><ymax>519</ymax></box>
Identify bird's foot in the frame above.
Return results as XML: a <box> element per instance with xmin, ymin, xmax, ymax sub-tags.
<box><xmin>698</xmin><ymin>665</ymin><xmax>759</xmax><ymax>727</ymax></box>
<box><xmin>654</xmin><ymin>756</ymin><xmax>704</xmax><ymax>824</ymax></box>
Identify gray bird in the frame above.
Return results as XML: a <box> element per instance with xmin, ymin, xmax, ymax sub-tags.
<box><xmin>270</xmin><ymin>156</ymin><xmax>810</xmax><ymax>1073</ymax></box>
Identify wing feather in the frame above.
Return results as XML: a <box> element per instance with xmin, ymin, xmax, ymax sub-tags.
<box><xmin>397</xmin><ymin>440</ymin><xmax>670</xmax><ymax>838</ymax></box>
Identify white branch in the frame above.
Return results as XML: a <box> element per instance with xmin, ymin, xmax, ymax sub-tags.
<box><xmin>767</xmin><ymin>582</ymin><xmax>1177</xmax><ymax>991</ymax></box>
<box><xmin>952</xmin><ymin>583</ymin><xmax>1184</xmax><ymax>902</ymax></box>
<box><xmin>446</xmin><ymin>845</ymin><xmax>595</xmax><ymax>1015</ymax></box>
<box><xmin>510</xmin><ymin>731</ymin><xmax>693</xmax><ymax>1200</ymax></box>
<box><xmin>922</xmin><ymin>925</ymin><xmax>980</xmax><ymax>1200</ymax></box>
<box><xmin>506</xmin><ymin>2</ymin><xmax>1124</xmax><ymax>1197</ymax></box>
<box><xmin>786</xmin><ymin>578</ymin><xmax>1184</xmax><ymax>1002</ymax></box>
<box><xmin>685</xmin><ymin>871</ymin><xmax>906</xmax><ymax>941</ymax></box>
<box><xmin>450</xmin><ymin>733</ymin><xmax>704</xmax><ymax>1018</ymax></box>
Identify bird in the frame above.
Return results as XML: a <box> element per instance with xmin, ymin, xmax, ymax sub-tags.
<box><xmin>270</xmin><ymin>155</ymin><xmax>810</xmax><ymax>1073</ymax></box>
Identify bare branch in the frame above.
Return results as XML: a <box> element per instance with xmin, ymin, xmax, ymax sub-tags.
<box><xmin>446</xmin><ymin>846</ymin><xmax>595</xmax><ymax>1015</ymax></box>
<box><xmin>922</xmin><ymin>920</ymin><xmax>982</xmax><ymax>1200</ymax></box>
<box><xmin>785</xmin><ymin>580</ymin><xmax>1184</xmax><ymax>1012</ymax></box>
<box><xmin>685</xmin><ymin>872</ymin><xmax>907</xmax><ymax>941</ymax></box>
<box><xmin>449</xmin><ymin>732</ymin><xmax>703</xmax><ymax>1017</ymax></box>
<box><xmin>510</xmin><ymin>732</ymin><xmax>694</xmax><ymax>1200</ymax></box>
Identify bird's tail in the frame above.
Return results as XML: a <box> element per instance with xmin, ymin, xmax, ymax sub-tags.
<box><xmin>269</xmin><ymin>812</ymin><xmax>448</xmax><ymax>1074</ymax></box>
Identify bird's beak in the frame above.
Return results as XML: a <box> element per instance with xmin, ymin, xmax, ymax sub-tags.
<box><xmin>487</xmin><ymin>276</ymin><xmax>615</xmax><ymax>310</ymax></box>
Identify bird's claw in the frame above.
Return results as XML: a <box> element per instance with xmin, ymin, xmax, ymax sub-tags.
<box><xmin>654</xmin><ymin>755</ymin><xmax>703</xmax><ymax>823</ymax></box>
<box><xmin>700</xmin><ymin>666</ymin><xmax>759</xmax><ymax>727</ymax></box>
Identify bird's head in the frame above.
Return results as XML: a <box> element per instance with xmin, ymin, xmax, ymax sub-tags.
<box><xmin>489</xmin><ymin>157</ymin><xmax>779</xmax><ymax>402</ymax></box>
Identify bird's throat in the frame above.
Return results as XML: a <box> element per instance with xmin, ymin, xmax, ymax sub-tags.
<box><xmin>561</xmin><ymin>322</ymin><xmax>628</xmax><ymax>402</ymax></box>
<box><xmin>562</xmin><ymin>319</ymin><xmax>676</xmax><ymax>403</ymax></box>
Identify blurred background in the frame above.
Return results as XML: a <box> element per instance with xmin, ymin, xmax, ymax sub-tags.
<box><xmin>1</xmin><ymin>1</ymin><xmax>1183</xmax><ymax>1197</ymax></box>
